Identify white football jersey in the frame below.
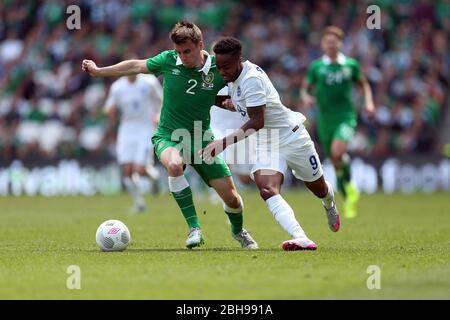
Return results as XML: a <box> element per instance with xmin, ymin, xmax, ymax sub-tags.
<box><xmin>227</xmin><ymin>61</ymin><xmax>306</xmax><ymax>130</ymax></box>
<box><xmin>105</xmin><ymin>74</ymin><xmax>162</xmax><ymax>127</ymax></box>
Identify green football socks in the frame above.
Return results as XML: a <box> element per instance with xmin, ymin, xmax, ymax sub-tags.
<box><xmin>225</xmin><ymin>211</ymin><xmax>243</xmax><ymax>235</ymax></box>
<box><xmin>172</xmin><ymin>186</ymin><xmax>201</xmax><ymax>230</ymax></box>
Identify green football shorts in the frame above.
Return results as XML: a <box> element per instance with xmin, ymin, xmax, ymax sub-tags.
<box><xmin>317</xmin><ymin>118</ymin><xmax>356</xmax><ymax>156</ymax></box>
<box><xmin>152</xmin><ymin>130</ymin><xmax>232</xmax><ymax>186</ymax></box>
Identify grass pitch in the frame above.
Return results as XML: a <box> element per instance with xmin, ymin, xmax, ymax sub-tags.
<box><xmin>0</xmin><ymin>191</ymin><xmax>449</xmax><ymax>299</ymax></box>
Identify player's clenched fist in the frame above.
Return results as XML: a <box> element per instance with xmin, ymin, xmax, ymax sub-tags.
<box><xmin>82</xmin><ymin>59</ymin><xmax>99</xmax><ymax>77</ymax></box>
<box><xmin>222</xmin><ymin>98</ymin><xmax>236</xmax><ymax>112</ymax></box>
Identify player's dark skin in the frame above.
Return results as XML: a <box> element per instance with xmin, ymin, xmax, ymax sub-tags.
<box><xmin>202</xmin><ymin>53</ymin><xmax>329</xmax><ymax>201</ymax></box>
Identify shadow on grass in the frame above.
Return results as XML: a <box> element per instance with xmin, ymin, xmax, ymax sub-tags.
<box><xmin>89</xmin><ymin>247</ymin><xmax>288</xmax><ymax>253</ymax></box>
<box><xmin>25</xmin><ymin>247</ymin><xmax>302</xmax><ymax>253</ymax></box>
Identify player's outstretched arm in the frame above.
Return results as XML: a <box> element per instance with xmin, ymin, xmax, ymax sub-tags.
<box><xmin>81</xmin><ymin>59</ymin><xmax>150</xmax><ymax>77</ymax></box>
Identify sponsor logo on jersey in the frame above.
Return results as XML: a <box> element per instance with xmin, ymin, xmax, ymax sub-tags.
<box><xmin>172</xmin><ymin>69</ymin><xmax>181</xmax><ymax>75</ymax></box>
<box><xmin>201</xmin><ymin>71</ymin><xmax>214</xmax><ymax>90</ymax></box>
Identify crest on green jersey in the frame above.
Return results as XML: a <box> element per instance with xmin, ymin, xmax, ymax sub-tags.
<box><xmin>201</xmin><ymin>72</ymin><xmax>214</xmax><ymax>90</ymax></box>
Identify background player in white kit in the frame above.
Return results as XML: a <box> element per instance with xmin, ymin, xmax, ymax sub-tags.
<box><xmin>104</xmin><ymin>55</ymin><xmax>163</xmax><ymax>213</ymax></box>
<box><xmin>208</xmin><ymin>101</ymin><xmax>256</xmax><ymax>205</ymax></box>
<box><xmin>201</xmin><ymin>37</ymin><xmax>340</xmax><ymax>250</ymax></box>
<box><xmin>210</xmin><ymin>87</ymin><xmax>256</xmax><ymax>187</ymax></box>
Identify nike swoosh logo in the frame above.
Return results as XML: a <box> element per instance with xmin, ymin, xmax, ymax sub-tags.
<box><xmin>313</xmin><ymin>170</ymin><xmax>319</xmax><ymax>176</ymax></box>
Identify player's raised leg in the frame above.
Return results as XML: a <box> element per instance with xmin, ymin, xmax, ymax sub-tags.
<box><xmin>254</xmin><ymin>170</ymin><xmax>317</xmax><ymax>251</ymax></box>
<box><xmin>144</xmin><ymin>148</ymin><xmax>160</xmax><ymax>182</ymax></box>
<box><xmin>115</xmin><ymin>136</ymin><xmax>147</xmax><ymax>213</ymax></box>
<box><xmin>122</xmin><ymin>163</ymin><xmax>146</xmax><ymax>213</ymax></box>
<box><xmin>160</xmin><ymin>146</ymin><xmax>204</xmax><ymax>249</ymax></box>
<box><xmin>127</xmin><ymin>141</ymin><xmax>156</xmax><ymax>213</ymax></box>
<box><xmin>304</xmin><ymin>176</ymin><xmax>340</xmax><ymax>232</ymax></box>
<box><xmin>131</xmin><ymin>166</ymin><xmax>148</xmax><ymax>213</ymax></box>
<box><xmin>284</xmin><ymin>125</ymin><xmax>341</xmax><ymax>232</ymax></box>
<box><xmin>209</xmin><ymin>176</ymin><xmax>258</xmax><ymax>249</ymax></box>
<box><xmin>331</xmin><ymin>137</ymin><xmax>359</xmax><ymax>218</ymax></box>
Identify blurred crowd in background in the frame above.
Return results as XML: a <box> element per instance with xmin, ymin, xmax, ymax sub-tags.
<box><xmin>0</xmin><ymin>0</ymin><xmax>449</xmax><ymax>163</ymax></box>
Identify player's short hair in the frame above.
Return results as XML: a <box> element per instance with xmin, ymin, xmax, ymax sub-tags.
<box><xmin>170</xmin><ymin>21</ymin><xmax>203</xmax><ymax>45</ymax></box>
<box><xmin>212</xmin><ymin>37</ymin><xmax>242</xmax><ymax>57</ymax></box>
<box><xmin>322</xmin><ymin>26</ymin><xmax>345</xmax><ymax>40</ymax></box>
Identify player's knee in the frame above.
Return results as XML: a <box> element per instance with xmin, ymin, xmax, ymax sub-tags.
<box><xmin>166</xmin><ymin>162</ymin><xmax>184</xmax><ymax>176</ymax></box>
<box><xmin>134</xmin><ymin>166</ymin><xmax>146</xmax><ymax>176</ymax></box>
<box><xmin>225</xmin><ymin>194</ymin><xmax>241</xmax><ymax>209</ymax></box>
<box><xmin>259</xmin><ymin>186</ymin><xmax>278</xmax><ymax>201</ymax></box>
<box><xmin>331</xmin><ymin>145</ymin><xmax>345</xmax><ymax>163</ymax></box>
<box><xmin>330</xmin><ymin>152</ymin><xmax>342</xmax><ymax>166</ymax></box>
<box><xmin>122</xmin><ymin>166</ymin><xmax>133</xmax><ymax>177</ymax></box>
<box><xmin>238</xmin><ymin>174</ymin><xmax>253</xmax><ymax>185</ymax></box>
<box><xmin>123</xmin><ymin>171</ymin><xmax>132</xmax><ymax>178</ymax></box>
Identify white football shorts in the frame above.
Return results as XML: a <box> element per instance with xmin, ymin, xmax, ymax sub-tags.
<box><xmin>116</xmin><ymin>125</ymin><xmax>153</xmax><ymax>166</ymax></box>
<box><xmin>251</xmin><ymin>125</ymin><xmax>323</xmax><ymax>182</ymax></box>
<box><xmin>211</xmin><ymin>125</ymin><xmax>256</xmax><ymax>176</ymax></box>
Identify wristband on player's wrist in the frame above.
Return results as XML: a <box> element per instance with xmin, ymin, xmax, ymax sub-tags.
<box><xmin>222</xmin><ymin>138</ymin><xmax>227</xmax><ymax>150</ymax></box>
<box><xmin>222</xmin><ymin>135</ymin><xmax>239</xmax><ymax>150</ymax></box>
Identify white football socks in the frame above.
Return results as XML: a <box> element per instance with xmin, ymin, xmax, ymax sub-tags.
<box><xmin>124</xmin><ymin>175</ymin><xmax>144</xmax><ymax>205</ymax></box>
<box><xmin>168</xmin><ymin>175</ymin><xmax>190</xmax><ymax>193</ymax></box>
<box><xmin>321</xmin><ymin>181</ymin><xmax>335</xmax><ymax>210</ymax></box>
<box><xmin>265</xmin><ymin>194</ymin><xmax>306</xmax><ymax>239</ymax></box>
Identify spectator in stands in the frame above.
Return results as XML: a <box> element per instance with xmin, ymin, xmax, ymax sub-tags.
<box><xmin>0</xmin><ymin>0</ymin><xmax>448</xmax><ymax>162</ymax></box>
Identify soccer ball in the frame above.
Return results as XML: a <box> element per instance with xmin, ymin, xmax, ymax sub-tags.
<box><xmin>95</xmin><ymin>220</ymin><xmax>131</xmax><ymax>252</ymax></box>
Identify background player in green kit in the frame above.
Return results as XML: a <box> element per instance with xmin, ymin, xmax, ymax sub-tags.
<box><xmin>301</xmin><ymin>26</ymin><xmax>375</xmax><ymax>218</ymax></box>
<box><xmin>82</xmin><ymin>21</ymin><xmax>258</xmax><ymax>249</ymax></box>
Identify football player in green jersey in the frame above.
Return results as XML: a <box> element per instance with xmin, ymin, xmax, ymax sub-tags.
<box><xmin>82</xmin><ymin>21</ymin><xmax>258</xmax><ymax>249</ymax></box>
<box><xmin>301</xmin><ymin>26</ymin><xmax>375</xmax><ymax>218</ymax></box>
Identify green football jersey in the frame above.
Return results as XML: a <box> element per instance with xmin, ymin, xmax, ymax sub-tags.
<box><xmin>306</xmin><ymin>53</ymin><xmax>362</xmax><ymax>121</ymax></box>
<box><xmin>146</xmin><ymin>50</ymin><xmax>227</xmax><ymax>136</ymax></box>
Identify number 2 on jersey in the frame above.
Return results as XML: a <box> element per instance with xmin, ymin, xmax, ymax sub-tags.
<box><xmin>186</xmin><ymin>79</ymin><xmax>197</xmax><ymax>95</ymax></box>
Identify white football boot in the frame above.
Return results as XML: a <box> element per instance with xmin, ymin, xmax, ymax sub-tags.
<box><xmin>233</xmin><ymin>229</ymin><xmax>259</xmax><ymax>249</ymax></box>
<box><xmin>186</xmin><ymin>227</ymin><xmax>205</xmax><ymax>249</ymax></box>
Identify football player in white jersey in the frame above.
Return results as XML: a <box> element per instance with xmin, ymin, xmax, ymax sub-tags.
<box><xmin>200</xmin><ymin>37</ymin><xmax>340</xmax><ymax>250</ymax></box>
<box><xmin>104</xmin><ymin>55</ymin><xmax>163</xmax><ymax>213</ymax></box>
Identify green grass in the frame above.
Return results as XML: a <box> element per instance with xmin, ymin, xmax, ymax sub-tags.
<box><xmin>0</xmin><ymin>191</ymin><xmax>449</xmax><ymax>299</ymax></box>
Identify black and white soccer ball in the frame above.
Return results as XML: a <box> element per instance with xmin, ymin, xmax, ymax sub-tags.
<box><xmin>96</xmin><ymin>220</ymin><xmax>131</xmax><ymax>252</ymax></box>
